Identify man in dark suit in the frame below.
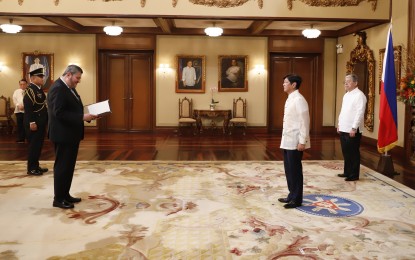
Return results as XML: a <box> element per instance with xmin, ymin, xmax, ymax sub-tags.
<box><xmin>23</xmin><ymin>67</ymin><xmax>48</xmax><ymax>176</ymax></box>
<box><xmin>47</xmin><ymin>65</ymin><xmax>97</xmax><ymax>209</ymax></box>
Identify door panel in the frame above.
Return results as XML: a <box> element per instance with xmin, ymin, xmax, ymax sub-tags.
<box><xmin>131</xmin><ymin>56</ymin><xmax>151</xmax><ymax>130</ymax></box>
<box><xmin>269</xmin><ymin>55</ymin><xmax>317</xmax><ymax>132</ymax></box>
<box><xmin>107</xmin><ymin>56</ymin><xmax>127</xmax><ymax>131</ymax></box>
<box><xmin>292</xmin><ymin>57</ymin><xmax>314</xmax><ymax>127</ymax></box>
<box><xmin>269</xmin><ymin>58</ymin><xmax>291</xmax><ymax>131</ymax></box>
<box><xmin>99</xmin><ymin>51</ymin><xmax>153</xmax><ymax>132</ymax></box>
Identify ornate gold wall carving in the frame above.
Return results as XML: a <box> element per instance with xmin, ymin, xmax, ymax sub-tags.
<box><xmin>7</xmin><ymin>0</ymin><xmax>373</xmax><ymax>10</ymax></box>
<box><xmin>287</xmin><ymin>0</ymin><xmax>377</xmax><ymax>11</ymax></box>
<box><xmin>346</xmin><ymin>31</ymin><xmax>375</xmax><ymax>132</ymax></box>
<box><xmin>188</xmin><ymin>0</ymin><xmax>263</xmax><ymax>9</ymax></box>
<box><xmin>15</xmin><ymin>0</ymin><xmax>127</xmax><ymax>4</ymax></box>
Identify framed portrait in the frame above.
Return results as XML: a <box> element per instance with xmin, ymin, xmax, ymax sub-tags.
<box><xmin>218</xmin><ymin>55</ymin><xmax>248</xmax><ymax>92</ymax></box>
<box><xmin>378</xmin><ymin>45</ymin><xmax>401</xmax><ymax>94</ymax></box>
<box><xmin>176</xmin><ymin>55</ymin><xmax>206</xmax><ymax>93</ymax></box>
<box><xmin>22</xmin><ymin>51</ymin><xmax>54</xmax><ymax>91</ymax></box>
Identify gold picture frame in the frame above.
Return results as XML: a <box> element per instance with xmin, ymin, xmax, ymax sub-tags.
<box><xmin>378</xmin><ymin>45</ymin><xmax>402</xmax><ymax>94</ymax></box>
<box><xmin>218</xmin><ymin>55</ymin><xmax>248</xmax><ymax>92</ymax></box>
<box><xmin>176</xmin><ymin>55</ymin><xmax>206</xmax><ymax>93</ymax></box>
<box><xmin>22</xmin><ymin>51</ymin><xmax>54</xmax><ymax>91</ymax></box>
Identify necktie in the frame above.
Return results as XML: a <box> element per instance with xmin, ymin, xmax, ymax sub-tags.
<box><xmin>70</xmin><ymin>88</ymin><xmax>79</xmax><ymax>101</ymax></box>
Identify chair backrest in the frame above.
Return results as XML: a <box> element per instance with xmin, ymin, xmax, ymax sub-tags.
<box><xmin>0</xmin><ymin>95</ymin><xmax>10</xmax><ymax>119</ymax></box>
<box><xmin>233</xmin><ymin>97</ymin><xmax>246</xmax><ymax>118</ymax></box>
<box><xmin>179</xmin><ymin>97</ymin><xmax>193</xmax><ymax>118</ymax></box>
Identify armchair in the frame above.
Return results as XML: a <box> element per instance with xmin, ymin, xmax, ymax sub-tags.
<box><xmin>178</xmin><ymin>97</ymin><xmax>197</xmax><ymax>135</ymax></box>
<box><xmin>229</xmin><ymin>97</ymin><xmax>247</xmax><ymax>135</ymax></box>
<box><xmin>0</xmin><ymin>95</ymin><xmax>12</xmax><ymax>134</ymax></box>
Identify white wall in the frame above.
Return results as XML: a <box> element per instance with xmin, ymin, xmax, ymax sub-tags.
<box><xmin>156</xmin><ymin>35</ymin><xmax>268</xmax><ymax>127</ymax></box>
<box><xmin>323</xmin><ymin>38</ymin><xmax>338</xmax><ymax>126</ymax></box>
<box><xmin>0</xmin><ymin>33</ymin><xmax>336</xmax><ymax>130</ymax></box>
<box><xmin>0</xmin><ymin>33</ymin><xmax>96</xmax><ymax>107</ymax></box>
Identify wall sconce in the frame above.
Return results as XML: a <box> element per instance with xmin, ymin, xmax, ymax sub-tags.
<box><xmin>159</xmin><ymin>64</ymin><xmax>170</xmax><ymax>74</ymax></box>
<box><xmin>336</xmin><ymin>44</ymin><xmax>343</xmax><ymax>54</ymax></box>
<box><xmin>0</xmin><ymin>63</ymin><xmax>3</xmax><ymax>72</ymax></box>
<box><xmin>254</xmin><ymin>64</ymin><xmax>265</xmax><ymax>75</ymax></box>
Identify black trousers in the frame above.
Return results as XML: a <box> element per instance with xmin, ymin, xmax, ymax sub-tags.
<box><xmin>15</xmin><ymin>113</ymin><xmax>25</xmax><ymax>141</ymax></box>
<box><xmin>26</xmin><ymin>122</ymin><xmax>46</xmax><ymax>171</ymax></box>
<box><xmin>340</xmin><ymin>132</ymin><xmax>362</xmax><ymax>179</ymax></box>
<box><xmin>53</xmin><ymin>141</ymin><xmax>80</xmax><ymax>201</ymax></box>
<box><xmin>283</xmin><ymin>149</ymin><xmax>303</xmax><ymax>204</ymax></box>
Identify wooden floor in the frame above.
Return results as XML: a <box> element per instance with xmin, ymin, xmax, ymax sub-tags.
<box><xmin>1</xmin><ymin>131</ymin><xmax>414</xmax><ymax>189</ymax></box>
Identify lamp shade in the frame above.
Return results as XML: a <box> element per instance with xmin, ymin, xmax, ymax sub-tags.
<box><xmin>103</xmin><ymin>24</ymin><xmax>123</xmax><ymax>36</ymax></box>
<box><xmin>0</xmin><ymin>19</ymin><xmax>22</xmax><ymax>34</ymax></box>
<box><xmin>205</xmin><ymin>24</ymin><xmax>223</xmax><ymax>37</ymax></box>
<box><xmin>302</xmin><ymin>26</ymin><xmax>321</xmax><ymax>39</ymax></box>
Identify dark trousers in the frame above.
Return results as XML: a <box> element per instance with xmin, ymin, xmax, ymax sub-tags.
<box><xmin>15</xmin><ymin>113</ymin><xmax>25</xmax><ymax>141</ymax></box>
<box><xmin>340</xmin><ymin>132</ymin><xmax>362</xmax><ymax>179</ymax></box>
<box><xmin>53</xmin><ymin>141</ymin><xmax>80</xmax><ymax>201</ymax></box>
<box><xmin>283</xmin><ymin>149</ymin><xmax>303</xmax><ymax>204</ymax></box>
<box><xmin>26</xmin><ymin>123</ymin><xmax>46</xmax><ymax>171</ymax></box>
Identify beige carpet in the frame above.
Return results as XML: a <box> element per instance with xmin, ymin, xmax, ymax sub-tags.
<box><xmin>0</xmin><ymin>160</ymin><xmax>414</xmax><ymax>259</ymax></box>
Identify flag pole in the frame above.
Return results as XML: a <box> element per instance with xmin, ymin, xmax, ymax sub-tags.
<box><xmin>377</xmin><ymin>152</ymin><xmax>398</xmax><ymax>177</ymax></box>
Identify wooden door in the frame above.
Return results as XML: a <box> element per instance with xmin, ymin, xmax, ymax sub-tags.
<box><xmin>99</xmin><ymin>52</ymin><xmax>153</xmax><ymax>132</ymax></box>
<box><xmin>268</xmin><ymin>55</ymin><xmax>318</xmax><ymax>133</ymax></box>
<box><xmin>130</xmin><ymin>55</ymin><xmax>152</xmax><ymax>131</ymax></box>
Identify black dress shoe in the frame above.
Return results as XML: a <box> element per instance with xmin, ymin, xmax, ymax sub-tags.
<box><xmin>337</xmin><ymin>174</ymin><xmax>347</xmax><ymax>177</ymax></box>
<box><xmin>278</xmin><ymin>198</ymin><xmax>289</xmax><ymax>203</ymax></box>
<box><xmin>37</xmin><ymin>167</ymin><xmax>48</xmax><ymax>173</ymax></box>
<box><xmin>345</xmin><ymin>177</ymin><xmax>359</xmax><ymax>181</ymax></box>
<box><xmin>66</xmin><ymin>196</ymin><xmax>82</xmax><ymax>203</ymax></box>
<box><xmin>284</xmin><ymin>201</ymin><xmax>302</xmax><ymax>209</ymax></box>
<box><xmin>27</xmin><ymin>169</ymin><xmax>43</xmax><ymax>176</ymax></box>
<box><xmin>53</xmin><ymin>200</ymin><xmax>74</xmax><ymax>209</ymax></box>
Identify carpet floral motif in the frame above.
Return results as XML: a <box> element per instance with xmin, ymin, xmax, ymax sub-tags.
<box><xmin>0</xmin><ymin>160</ymin><xmax>414</xmax><ymax>259</ymax></box>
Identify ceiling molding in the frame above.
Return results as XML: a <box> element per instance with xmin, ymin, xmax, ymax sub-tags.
<box><xmin>21</xmin><ymin>25</ymin><xmax>76</xmax><ymax>33</ymax></box>
<box><xmin>0</xmin><ymin>14</ymin><xmax>387</xmax><ymax>37</ymax></box>
<box><xmin>153</xmin><ymin>18</ymin><xmax>175</xmax><ymax>33</ymax></box>
<box><xmin>41</xmin><ymin>16</ymin><xmax>84</xmax><ymax>32</ymax></box>
<box><xmin>249</xmin><ymin>20</ymin><xmax>273</xmax><ymax>35</ymax></box>
<box><xmin>337</xmin><ymin>22</ymin><xmax>385</xmax><ymax>37</ymax></box>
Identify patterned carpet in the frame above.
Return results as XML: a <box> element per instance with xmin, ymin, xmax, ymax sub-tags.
<box><xmin>0</xmin><ymin>160</ymin><xmax>414</xmax><ymax>259</ymax></box>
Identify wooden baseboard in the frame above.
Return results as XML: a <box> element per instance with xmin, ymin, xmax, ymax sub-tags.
<box><xmin>153</xmin><ymin>126</ymin><xmax>269</xmax><ymax>134</ymax></box>
<box><xmin>361</xmin><ymin>135</ymin><xmax>407</xmax><ymax>162</ymax></box>
<box><xmin>85</xmin><ymin>126</ymin><xmax>98</xmax><ymax>133</ymax></box>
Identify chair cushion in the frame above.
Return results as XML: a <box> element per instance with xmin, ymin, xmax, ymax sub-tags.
<box><xmin>179</xmin><ymin>118</ymin><xmax>196</xmax><ymax>123</ymax></box>
<box><xmin>230</xmin><ymin>118</ymin><xmax>246</xmax><ymax>123</ymax></box>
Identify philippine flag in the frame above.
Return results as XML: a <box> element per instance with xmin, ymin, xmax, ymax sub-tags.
<box><xmin>378</xmin><ymin>24</ymin><xmax>398</xmax><ymax>153</ymax></box>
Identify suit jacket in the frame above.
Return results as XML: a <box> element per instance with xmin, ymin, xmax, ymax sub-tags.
<box><xmin>23</xmin><ymin>83</ymin><xmax>48</xmax><ymax>128</ymax></box>
<box><xmin>47</xmin><ymin>77</ymin><xmax>84</xmax><ymax>143</ymax></box>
